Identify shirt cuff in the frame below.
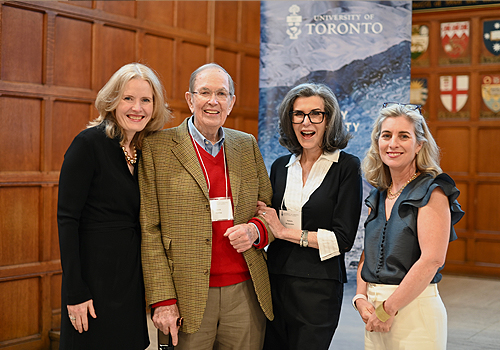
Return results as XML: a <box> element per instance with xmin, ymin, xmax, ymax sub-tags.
<box><xmin>248</xmin><ymin>217</ymin><xmax>268</xmax><ymax>249</ymax></box>
<box><xmin>152</xmin><ymin>299</ymin><xmax>177</xmax><ymax>309</ymax></box>
<box><xmin>317</xmin><ymin>228</ymin><xmax>341</xmax><ymax>261</ymax></box>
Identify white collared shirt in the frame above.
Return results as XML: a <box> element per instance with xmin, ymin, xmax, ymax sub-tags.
<box><xmin>283</xmin><ymin>149</ymin><xmax>341</xmax><ymax>261</ymax></box>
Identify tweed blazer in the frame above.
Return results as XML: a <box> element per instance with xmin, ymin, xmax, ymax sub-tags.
<box><xmin>139</xmin><ymin>118</ymin><xmax>274</xmax><ymax>334</ymax></box>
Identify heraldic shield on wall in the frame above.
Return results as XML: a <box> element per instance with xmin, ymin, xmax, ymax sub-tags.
<box><xmin>482</xmin><ymin>75</ymin><xmax>500</xmax><ymax>118</ymax></box>
<box><xmin>482</xmin><ymin>19</ymin><xmax>500</xmax><ymax>63</ymax></box>
<box><xmin>440</xmin><ymin>21</ymin><xmax>470</xmax><ymax>65</ymax></box>
<box><xmin>439</xmin><ymin>75</ymin><xmax>469</xmax><ymax>120</ymax></box>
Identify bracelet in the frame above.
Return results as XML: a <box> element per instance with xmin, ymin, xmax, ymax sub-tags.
<box><xmin>351</xmin><ymin>294</ymin><xmax>368</xmax><ymax>311</ymax></box>
<box><xmin>375</xmin><ymin>301</ymin><xmax>393</xmax><ymax>322</ymax></box>
<box><xmin>299</xmin><ymin>230</ymin><xmax>309</xmax><ymax>247</ymax></box>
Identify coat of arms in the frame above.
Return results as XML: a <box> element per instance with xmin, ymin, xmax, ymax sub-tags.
<box><xmin>440</xmin><ymin>75</ymin><xmax>469</xmax><ymax>112</ymax></box>
<box><xmin>410</xmin><ymin>79</ymin><xmax>428</xmax><ymax>106</ymax></box>
<box><xmin>482</xmin><ymin>75</ymin><xmax>500</xmax><ymax>113</ymax></box>
<box><xmin>411</xmin><ymin>25</ymin><xmax>429</xmax><ymax>60</ymax></box>
<box><xmin>483</xmin><ymin>20</ymin><xmax>500</xmax><ymax>56</ymax></box>
<box><xmin>441</xmin><ymin>21</ymin><xmax>469</xmax><ymax>58</ymax></box>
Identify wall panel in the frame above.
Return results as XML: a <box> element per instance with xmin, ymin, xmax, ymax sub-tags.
<box><xmin>0</xmin><ymin>2</ymin><xmax>262</xmax><ymax>348</ymax></box>
<box><xmin>51</xmin><ymin>101</ymin><xmax>92</xmax><ymax>171</ymax></box>
<box><xmin>1</xmin><ymin>5</ymin><xmax>43</xmax><ymax>84</ymax></box>
<box><xmin>0</xmin><ymin>96</ymin><xmax>42</xmax><ymax>172</ymax></box>
<box><xmin>54</xmin><ymin>16</ymin><xmax>92</xmax><ymax>89</ymax></box>
<box><xmin>0</xmin><ymin>186</ymin><xmax>40</xmax><ymax>266</ymax></box>
<box><xmin>413</xmin><ymin>6</ymin><xmax>500</xmax><ymax>278</ymax></box>
<box><xmin>0</xmin><ymin>277</ymin><xmax>40</xmax><ymax>342</ymax></box>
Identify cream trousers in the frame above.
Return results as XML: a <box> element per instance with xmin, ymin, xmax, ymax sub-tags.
<box><xmin>365</xmin><ymin>283</ymin><xmax>447</xmax><ymax>350</ymax></box>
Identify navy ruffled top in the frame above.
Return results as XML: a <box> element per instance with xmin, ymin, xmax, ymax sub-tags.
<box><xmin>361</xmin><ymin>173</ymin><xmax>464</xmax><ymax>285</ymax></box>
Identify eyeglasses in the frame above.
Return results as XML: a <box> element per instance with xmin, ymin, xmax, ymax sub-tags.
<box><xmin>191</xmin><ymin>89</ymin><xmax>231</xmax><ymax>101</ymax></box>
<box><xmin>382</xmin><ymin>102</ymin><xmax>422</xmax><ymax>115</ymax></box>
<box><xmin>290</xmin><ymin>110</ymin><xmax>327</xmax><ymax>124</ymax></box>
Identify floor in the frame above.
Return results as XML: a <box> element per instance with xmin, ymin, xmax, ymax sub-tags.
<box><xmin>146</xmin><ymin>274</ymin><xmax>500</xmax><ymax>350</ymax></box>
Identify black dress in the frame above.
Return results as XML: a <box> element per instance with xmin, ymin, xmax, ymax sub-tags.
<box><xmin>57</xmin><ymin>125</ymin><xmax>149</xmax><ymax>349</ymax></box>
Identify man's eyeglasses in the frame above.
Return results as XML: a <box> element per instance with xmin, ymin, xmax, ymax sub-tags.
<box><xmin>382</xmin><ymin>102</ymin><xmax>422</xmax><ymax>115</ymax></box>
<box><xmin>191</xmin><ymin>89</ymin><xmax>231</xmax><ymax>101</ymax></box>
<box><xmin>290</xmin><ymin>110</ymin><xmax>327</xmax><ymax>124</ymax></box>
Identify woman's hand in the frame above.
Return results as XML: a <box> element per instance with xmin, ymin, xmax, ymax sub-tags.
<box><xmin>256</xmin><ymin>201</ymin><xmax>285</xmax><ymax>239</ymax></box>
<box><xmin>355</xmin><ymin>298</ymin><xmax>375</xmax><ymax>324</ymax></box>
<box><xmin>67</xmin><ymin>299</ymin><xmax>97</xmax><ymax>333</ymax></box>
<box><xmin>365</xmin><ymin>306</ymin><xmax>395</xmax><ymax>333</ymax></box>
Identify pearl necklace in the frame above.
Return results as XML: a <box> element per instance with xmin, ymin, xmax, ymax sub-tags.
<box><xmin>121</xmin><ymin>145</ymin><xmax>137</xmax><ymax>166</ymax></box>
<box><xmin>387</xmin><ymin>172</ymin><xmax>419</xmax><ymax>200</ymax></box>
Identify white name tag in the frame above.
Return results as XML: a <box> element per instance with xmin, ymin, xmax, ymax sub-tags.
<box><xmin>210</xmin><ymin>197</ymin><xmax>234</xmax><ymax>222</ymax></box>
<box><xmin>279</xmin><ymin>209</ymin><xmax>301</xmax><ymax>230</ymax></box>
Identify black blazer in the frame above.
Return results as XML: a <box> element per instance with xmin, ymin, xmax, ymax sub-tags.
<box><xmin>267</xmin><ymin>151</ymin><xmax>362</xmax><ymax>282</ymax></box>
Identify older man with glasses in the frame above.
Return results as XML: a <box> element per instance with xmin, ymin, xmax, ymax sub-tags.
<box><xmin>139</xmin><ymin>63</ymin><xmax>274</xmax><ymax>350</ymax></box>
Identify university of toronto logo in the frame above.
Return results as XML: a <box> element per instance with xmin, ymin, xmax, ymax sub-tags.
<box><xmin>286</xmin><ymin>5</ymin><xmax>302</xmax><ymax>40</ymax></box>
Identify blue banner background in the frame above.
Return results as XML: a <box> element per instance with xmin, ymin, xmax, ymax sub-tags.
<box><xmin>258</xmin><ymin>1</ymin><xmax>412</xmax><ymax>268</ymax></box>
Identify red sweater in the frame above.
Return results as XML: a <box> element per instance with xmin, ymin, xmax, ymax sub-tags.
<box><xmin>152</xmin><ymin>139</ymin><xmax>268</xmax><ymax>308</ymax></box>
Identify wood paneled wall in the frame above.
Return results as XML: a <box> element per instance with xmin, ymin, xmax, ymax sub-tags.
<box><xmin>412</xmin><ymin>6</ymin><xmax>500</xmax><ymax>278</ymax></box>
<box><xmin>0</xmin><ymin>1</ymin><xmax>260</xmax><ymax>348</ymax></box>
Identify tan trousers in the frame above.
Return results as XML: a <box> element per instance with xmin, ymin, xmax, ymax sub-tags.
<box><xmin>176</xmin><ymin>279</ymin><xmax>266</xmax><ymax>350</ymax></box>
<box><xmin>365</xmin><ymin>283</ymin><xmax>447</xmax><ymax>350</ymax></box>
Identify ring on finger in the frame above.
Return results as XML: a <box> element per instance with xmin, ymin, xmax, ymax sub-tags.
<box><xmin>69</xmin><ymin>316</ymin><xmax>76</xmax><ymax>321</ymax></box>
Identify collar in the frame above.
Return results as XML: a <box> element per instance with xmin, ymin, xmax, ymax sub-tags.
<box><xmin>188</xmin><ymin>115</ymin><xmax>225</xmax><ymax>149</ymax></box>
<box><xmin>286</xmin><ymin>149</ymin><xmax>340</xmax><ymax>167</ymax></box>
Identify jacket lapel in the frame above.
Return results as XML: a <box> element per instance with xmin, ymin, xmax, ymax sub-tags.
<box><xmin>171</xmin><ymin>119</ymin><xmax>210</xmax><ymax>200</ymax></box>
<box><xmin>224</xmin><ymin>131</ymin><xmax>241</xmax><ymax>207</ymax></box>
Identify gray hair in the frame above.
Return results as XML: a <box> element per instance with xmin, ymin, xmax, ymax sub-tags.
<box><xmin>188</xmin><ymin>63</ymin><xmax>235</xmax><ymax>96</ymax></box>
<box><xmin>278</xmin><ymin>83</ymin><xmax>351</xmax><ymax>155</ymax></box>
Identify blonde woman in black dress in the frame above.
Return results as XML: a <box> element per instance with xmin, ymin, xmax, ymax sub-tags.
<box><xmin>58</xmin><ymin>63</ymin><xmax>171</xmax><ymax>349</ymax></box>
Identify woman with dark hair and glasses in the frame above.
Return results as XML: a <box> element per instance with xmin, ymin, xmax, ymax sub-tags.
<box><xmin>353</xmin><ymin>103</ymin><xmax>464</xmax><ymax>349</ymax></box>
<box><xmin>256</xmin><ymin>83</ymin><xmax>362</xmax><ymax>350</ymax></box>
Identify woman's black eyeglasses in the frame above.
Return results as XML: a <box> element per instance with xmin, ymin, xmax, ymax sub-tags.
<box><xmin>382</xmin><ymin>102</ymin><xmax>422</xmax><ymax>115</ymax></box>
<box><xmin>290</xmin><ymin>110</ymin><xmax>327</xmax><ymax>124</ymax></box>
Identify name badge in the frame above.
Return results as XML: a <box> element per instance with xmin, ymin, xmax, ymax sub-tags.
<box><xmin>210</xmin><ymin>197</ymin><xmax>234</xmax><ymax>222</ymax></box>
<box><xmin>279</xmin><ymin>209</ymin><xmax>301</xmax><ymax>230</ymax></box>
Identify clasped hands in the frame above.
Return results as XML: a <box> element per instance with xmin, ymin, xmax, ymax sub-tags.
<box><xmin>355</xmin><ymin>299</ymin><xmax>395</xmax><ymax>333</ymax></box>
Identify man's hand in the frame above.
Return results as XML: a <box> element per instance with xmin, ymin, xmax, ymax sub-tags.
<box><xmin>224</xmin><ymin>223</ymin><xmax>258</xmax><ymax>253</ymax></box>
<box><xmin>153</xmin><ymin>304</ymin><xmax>181</xmax><ymax>346</ymax></box>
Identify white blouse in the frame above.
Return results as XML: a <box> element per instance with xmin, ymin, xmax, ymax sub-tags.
<box><xmin>283</xmin><ymin>149</ymin><xmax>341</xmax><ymax>261</ymax></box>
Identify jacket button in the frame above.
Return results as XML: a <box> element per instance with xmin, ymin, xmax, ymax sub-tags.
<box><xmin>205</xmin><ymin>238</ymin><xmax>211</xmax><ymax>245</ymax></box>
<box><xmin>203</xmin><ymin>269</ymin><xmax>209</xmax><ymax>275</ymax></box>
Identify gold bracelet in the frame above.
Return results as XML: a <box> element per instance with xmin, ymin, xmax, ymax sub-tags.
<box><xmin>375</xmin><ymin>301</ymin><xmax>393</xmax><ymax>322</ymax></box>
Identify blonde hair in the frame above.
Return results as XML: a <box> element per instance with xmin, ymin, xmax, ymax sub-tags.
<box><xmin>90</xmin><ymin>63</ymin><xmax>172</xmax><ymax>149</ymax></box>
<box><xmin>362</xmin><ymin>104</ymin><xmax>442</xmax><ymax>189</ymax></box>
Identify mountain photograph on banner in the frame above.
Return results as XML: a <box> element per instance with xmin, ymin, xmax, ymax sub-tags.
<box><xmin>259</xmin><ymin>1</ymin><xmax>411</xmax><ymax>171</ymax></box>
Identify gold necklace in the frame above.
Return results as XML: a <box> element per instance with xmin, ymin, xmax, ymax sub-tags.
<box><xmin>387</xmin><ymin>172</ymin><xmax>419</xmax><ymax>200</ymax></box>
<box><xmin>121</xmin><ymin>144</ymin><xmax>137</xmax><ymax>166</ymax></box>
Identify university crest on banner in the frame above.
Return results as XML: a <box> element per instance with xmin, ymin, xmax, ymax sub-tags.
<box><xmin>411</xmin><ymin>25</ymin><xmax>429</xmax><ymax>59</ymax></box>
<box><xmin>440</xmin><ymin>75</ymin><xmax>469</xmax><ymax>112</ymax></box>
<box><xmin>410</xmin><ymin>78</ymin><xmax>428</xmax><ymax>106</ymax></box>
<box><xmin>483</xmin><ymin>20</ymin><xmax>500</xmax><ymax>56</ymax></box>
<box><xmin>482</xmin><ymin>75</ymin><xmax>500</xmax><ymax>113</ymax></box>
<box><xmin>441</xmin><ymin>21</ymin><xmax>469</xmax><ymax>58</ymax></box>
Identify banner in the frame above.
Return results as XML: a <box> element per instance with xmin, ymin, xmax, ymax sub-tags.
<box><xmin>258</xmin><ymin>1</ymin><xmax>411</xmax><ymax>267</ymax></box>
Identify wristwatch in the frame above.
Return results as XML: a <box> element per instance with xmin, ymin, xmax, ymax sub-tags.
<box><xmin>300</xmin><ymin>230</ymin><xmax>309</xmax><ymax>248</ymax></box>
